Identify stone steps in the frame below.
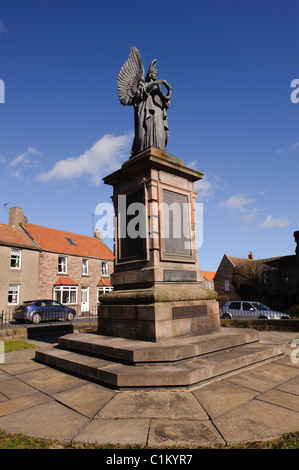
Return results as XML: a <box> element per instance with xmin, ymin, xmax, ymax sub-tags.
<box><xmin>35</xmin><ymin>328</ymin><xmax>286</xmax><ymax>389</ymax></box>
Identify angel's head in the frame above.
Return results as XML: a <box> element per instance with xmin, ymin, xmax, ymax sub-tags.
<box><xmin>146</xmin><ymin>59</ymin><xmax>158</xmax><ymax>82</ymax></box>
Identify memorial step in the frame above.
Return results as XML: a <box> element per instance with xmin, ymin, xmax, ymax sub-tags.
<box><xmin>57</xmin><ymin>328</ymin><xmax>260</xmax><ymax>364</ymax></box>
<box><xmin>35</xmin><ymin>333</ymin><xmax>285</xmax><ymax>389</ymax></box>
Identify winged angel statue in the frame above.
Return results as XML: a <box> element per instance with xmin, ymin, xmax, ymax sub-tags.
<box><xmin>117</xmin><ymin>46</ymin><xmax>172</xmax><ymax>155</ymax></box>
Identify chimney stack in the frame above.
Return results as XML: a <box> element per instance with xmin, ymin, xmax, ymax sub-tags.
<box><xmin>8</xmin><ymin>207</ymin><xmax>25</xmax><ymax>227</ymax></box>
<box><xmin>248</xmin><ymin>252</ymin><xmax>254</xmax><ymax>260</ymax></box>
<box><xmin>94</xmin><ymin>229</ymin><xmax>103</xmax><ymax>241</ymax></box>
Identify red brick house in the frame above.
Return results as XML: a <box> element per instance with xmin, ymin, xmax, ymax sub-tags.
<box><xmin>214</xmin><ymin>254</ymin><xmax>253</xmax><ymax>299</ymax></box>
<box><xmin>3</xmin><ymin>207</ymin><xmax>114</xmax><ymax>314</ymax></box>
<box><xmin>214</xmin><ymin>233</ymin><xmax>299</xmax><ymax>306</ymax></box>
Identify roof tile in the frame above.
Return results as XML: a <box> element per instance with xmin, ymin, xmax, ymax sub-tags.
<box><xmin>24</xmin><ymin>223</ymin><xmax>114</xmax><ymax>259</ymax></box>
<box><xmin>0</xmin><ymin>223</ymin><xmax>38</xmax><ymax>249</ymax></box>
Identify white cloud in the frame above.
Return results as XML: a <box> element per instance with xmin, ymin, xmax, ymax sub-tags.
<box><xmin>290</xmin><ymin>142</ymin><xmax>299</xmax><ymax>150</ymax></box>
<box><xmin>259</xmin><ymin>214</ymin><xmax>290</xmax><ymax>229</ymax></box>
<box><xmin>9</xmin><ymin>147</ymin><xmax>43</xmax><ymax>178</ymax></box>
<box><xmin>37</xmin><ymin>133</ymin><xmax>132</xmax><ymax>185</ymax></box>
<box><xmin>275</xmin><ymin>141</ymin><xmax>299</xmax><ymax>155</ymax></box>
<box><xmin>194</xmin><ymin>173</ymin><xmax>224</xmax><ymax>203</ymax></box>
<box><xmin>218</xmin><ymin>192</ymin><xmax>265</xmax><ymax>226</ymax></box>
<box><xmin>9</xmin><ymin>147</ymin><xmax>42</xmax><ymax>167</ymax></box>
<box><xmin>195</xmin><ymin>178</ymin><xmax>214</xmax><ymax>202</ymax></box>
<box><xmin>218</xmin><ymin>193</ymin><xmax>254</xmax><ymax>211</ymax></box>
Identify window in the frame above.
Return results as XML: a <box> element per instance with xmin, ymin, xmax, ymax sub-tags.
<box><xmin>229</xmin><ymin>302</ymin><xmax>241</xmax><ymax>310</ymax></box>
<box><xmin>8</xmin><ymin>284</ymin><xmax>20</xmax><ymax>304</ymax></box>
<box><xmin>10</xmin><ymin>249</ymin><xmax>21</xmax><ymax>269</ymax></box>
<box><xmin>282</xmin><ymin>272</ymin><xmax>289</xmax><ymax>284</ymax></box>
<box><xmin>82</xmin><ymin>259</ymin><xmax>89</xmax><ymax>275</ymax></box>
<box><xmin>97</xmin><ymin>286</ymin><xmax>113</xmax><ymax>302</ymax></box>
<box><xmin>224</xmin><ymin>280</ymin><xmax>230</xmax><ymax>291</ymax></box>
<box><xmin>242</xmin><ymin>302</ymin><xmax>254</xmax><ymax>311</ymax></box>
<box><xmin>101</xmin><ymin>262</ymin><xmax>108</xmax><ymax>277</ymax></box>
<box><xmin>66</xmin><ymin>237</ymin><xmax>77</xmax><ymax>245</ymax></box>
<box><xmin>53</xmin><ymin>286</ymin><xmax>77</xmax><ymax>305</ymax></box>
<box><xmin>58</xmin><ymin>256</ymin><xmax>67</xmax><ymax>273</ymax></box>
<box><xmin>262</xmin><ymin>272</ymin><xmax>269</xmax><ymax>285</ymax></box>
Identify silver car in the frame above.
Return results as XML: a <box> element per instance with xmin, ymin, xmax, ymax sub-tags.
<box><xmin>220</xmin><ymin>301</ymin><xmax>290</xmax><ymax>320</ymax></box>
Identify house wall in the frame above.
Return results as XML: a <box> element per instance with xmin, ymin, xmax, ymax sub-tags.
<box><xmin>213</xmin><ymin>255</ymin><xmax>239</xmax><ymax>299</ymax></box>
<box><xmin>0</xmin><ymin>245</ymin><xmax>39</xmax><ymax>311</ymax></box>
<box><xmin>38</xmin><ymin>251</ymin><xmax>113</xmax><ymax>312</ymax></box>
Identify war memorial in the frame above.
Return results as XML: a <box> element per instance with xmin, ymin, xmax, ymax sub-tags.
<box><xmin>36</xmin><ymin>47</ymin><xmax>286</xmax><ymax>388</ymax></box>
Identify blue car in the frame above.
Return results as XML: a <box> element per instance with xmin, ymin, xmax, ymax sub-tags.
<box><xmin>13</xmin><ymin>300</ymin><xmax>76</xmax><ymax>324</ymax></box>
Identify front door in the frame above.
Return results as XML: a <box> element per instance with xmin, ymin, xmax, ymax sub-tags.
<box><xmin>81</xmin><ymin>287</ymin><xmax>89</xmax><ymax>313</ymax></box>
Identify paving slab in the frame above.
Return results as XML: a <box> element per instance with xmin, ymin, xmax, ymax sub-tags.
<box><xmin>0</xmin><ymin>391</ymin><xmax>53</xmax><ymax>417</ymax></box>
<box><xmin>0</xmin><ymin>361</ymin><xmax>47</xmax><ymax>376</ymax></box>
<box><xmin>53</xmin><ymin>384</ymin><xmax>116</xmax><ymax>418</ymax></box>
<box><xmin>0</xmin><ymin>377</ymin><xmax>37</xmax><ymax>399</ymax></box>
<box><xmin>18</xmin><ymin>366</ymin><xmax>89</xmax><ymax>395</ymax></box>
<box><xmin>256</xmin><ymin>389</ymin><xmax>299</xmax><ymax>412</ymax></box>
<box><xmin>277</xmin><ymin>376</ymin><xmax>299</xmax><ymax>395</ymax></box>
<box><xmin>0</xmin><ymin>392</ymin><xmax>7</xmax><ymax>403</ymax></box>
<box><xmin>73</xmin><ymin>418</ymin><xmax>150</xmax><ymax>446</ymax></box>
<box><xmin>0</xmin><ymin>400</ymin><xmax>89</xmax><ymax>441</ymax></box>
<box><xmin>148</xmin><ymin>419</ymin><xmax>225</xmax><ymax>448</ymax></box>
<box><xmin>215</xmin><ymin>399</ymin><xmax>299</xmax><ymax>443</ymax></box>
<box><xmin>0</xmin><ymin>349</ymin><xmax>37</xmax><ymax>364</ymax></box>
<box><xmin>192</xmin><ymin>380</ymin><xmax>259</xmax><ymax>418</ymax></box>
<box><xmin>226</xmin><ymin>362</ymin><xmax>299</xmax><ymax>392</ymax></box>
<box><xmin>97</xmin><ymin>390</ymin><xmax>208</xmax><ymax>420</ymax></box>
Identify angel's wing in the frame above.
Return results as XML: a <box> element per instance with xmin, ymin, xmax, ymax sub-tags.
<box><xmin>117</xmin><ymin>46</ymin><xmax>145</xmax><ymax>106</ymax></box>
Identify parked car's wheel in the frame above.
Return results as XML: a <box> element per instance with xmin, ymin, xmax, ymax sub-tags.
<box><xmin>65</xmin><ymin>312</ymin><xmax>74</xmax><ymax>321</ymax></box>
<box><xmin>31</xmin><ymin>313</ymin><xmax>41</xmax><ymax>324</ymax></box>
<box><xmin>258</xmin><ymin>315</ymin><xmax>268</xmax><ymax>319</ymax></box>
<box><xmin>222</xmin><ymin>314</ymin><xmax>231</xmax><ymax>319</ymax></box>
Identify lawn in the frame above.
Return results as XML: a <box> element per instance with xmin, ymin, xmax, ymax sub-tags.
<box><xmin>3</xmin><ymin>341</ymin><xmax>37</xmax><ymax>353</ymax></box>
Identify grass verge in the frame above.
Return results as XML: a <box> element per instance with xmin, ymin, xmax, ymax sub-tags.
<box><xmin>3</xmin><ymin>341</ymin><xmax>37</xmax><ymax>353</ymax></box>
<box><xmin>0</xmin><ymin>429</ymin><xmax>298</xmax><ymax>449</ymax></box>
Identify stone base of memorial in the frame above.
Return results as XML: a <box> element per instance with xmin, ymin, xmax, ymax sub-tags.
<box><xmin>98</xmin><ymin>147</ymin><xmax>220</xmax><ymax>341</ymax></box>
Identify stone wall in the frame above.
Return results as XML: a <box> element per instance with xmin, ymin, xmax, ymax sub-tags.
<box><xmin>38</xmin><ymin>251</ymin><xmax>113</xmax><ymax>312</ymax></box>
<box><xmin>0</xmin><ymin>245</ymin><xmax>39</xmax><ymax>310</ymax></box>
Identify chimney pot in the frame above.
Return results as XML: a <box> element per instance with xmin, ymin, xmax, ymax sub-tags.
<box><xmin>248</xmin><ymin>252</ymin><xmax>254</xmax><ymax>260</ymax></box>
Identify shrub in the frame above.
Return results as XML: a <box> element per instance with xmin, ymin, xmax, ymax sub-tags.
<box><xmin>287</xmin><ymin>305</ymin><xmax>299</xmax><ymax>317</ymax></box>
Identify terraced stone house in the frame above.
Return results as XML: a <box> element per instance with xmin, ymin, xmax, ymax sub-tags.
<box><xmin>0</xmin><ymin>207</ymin><xmax>114</xmax><ymax>315</ymax></box>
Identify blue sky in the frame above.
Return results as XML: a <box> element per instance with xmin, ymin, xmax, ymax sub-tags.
<box><xmin>0</xmin><ymin>0</ymin><xmax>298</xmax><ymax>272</ymax></box>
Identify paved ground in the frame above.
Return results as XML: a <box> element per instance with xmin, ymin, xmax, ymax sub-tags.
<box><xmin>0</xmin><ymin>331</ymin><xmax>298</xmax><ymax>448</ymax></box>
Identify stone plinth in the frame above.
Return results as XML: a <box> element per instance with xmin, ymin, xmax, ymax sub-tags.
<box><xmin>98</xmin><ymin>148</ymin><xmax>220</xmax><ymax>341</ymax></box>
